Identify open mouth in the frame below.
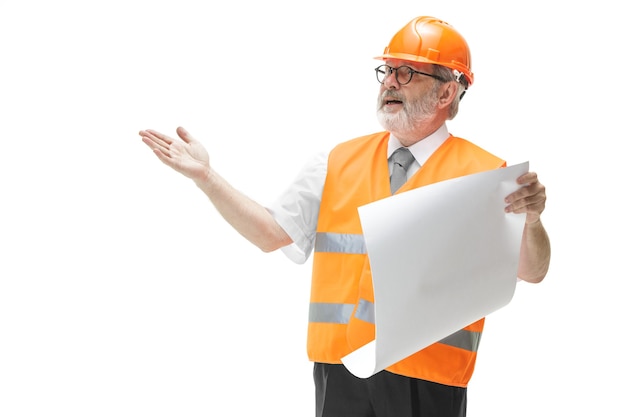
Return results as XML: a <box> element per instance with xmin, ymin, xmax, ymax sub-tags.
<box><xmin>382</xmin><ymin>91</ymin><xmax>404</xmax><ymax>106</ymax></box>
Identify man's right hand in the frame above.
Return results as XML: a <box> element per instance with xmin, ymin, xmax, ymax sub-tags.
<box><xmin>140</xmin><ymin>126</ymin><xmax>210</xmax><ymax>183</ymax></box>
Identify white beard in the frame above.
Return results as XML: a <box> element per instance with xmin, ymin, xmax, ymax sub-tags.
<box><xmin>377</xmin><ymin>89</ymin><xmax>438</xmax><ymax>137</ymax></box>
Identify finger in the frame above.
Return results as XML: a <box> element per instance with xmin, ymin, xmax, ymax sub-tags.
<box><xmin>505</xmin><ymin>185</ymin><xmax>525</xmax><ymax>205</ymax></box>
<box><xmin>176</xmin><ymin>126</ymin><xmax>194</xmax><ymax>144</ymax></box>
<box><xmin>140</xmin><ymin>131</ymin><xmax>174</xmax><ymax>157</ymax></box>
<box><xmin>142</xmin><ymin>137</ymin><xmax>172</xmax><ymax>159</ymax></box>
<box><xmin>140</xmin><ymin>130</ymin><xmax>176</xmax><ymax>154</ymax></box>
<box><xmin>506</xmin><ymin>189</ymin><xmax>546</xmax><ymax>214</ymax></box>
<box><xmin>142</xmin><ymin>129</ymin><xmax>174</xmax><ymax>146</ymax></box>
<box><xmin>508</xmin><ymin>194</ymin><xmax>545</xmax><ymax>212</ymax></box>
<box><xmin>516</xmin><ymin>171</ymin><xmax>538</xmax><ymax>185</ymax></box>
<box><xmin>507</xmin><ymin>200</ymin><xmax>545</xmax><ymax>218</ymax></box>
<box><xmin>506</xmin><ymin>178</ymin><xmax>544</xmax><ymax>202</ymax></box>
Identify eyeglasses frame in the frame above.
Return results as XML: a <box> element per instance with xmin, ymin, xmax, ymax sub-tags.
<box><xmin>375</xmin><ymin>64</ymin><xmax>447</xmax><ymax>85</ymax></box>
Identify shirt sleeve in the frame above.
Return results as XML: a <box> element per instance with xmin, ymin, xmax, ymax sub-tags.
<box><xmin>266</xmin><ymin>151</ymin><xmax>328</xmax><ymax>264</ymax></box>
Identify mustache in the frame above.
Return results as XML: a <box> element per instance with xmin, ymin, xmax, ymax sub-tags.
<box><xmin>380</xmin><ymin>90</ymin><xmax>405</xmax><ymax>101</ymax></box>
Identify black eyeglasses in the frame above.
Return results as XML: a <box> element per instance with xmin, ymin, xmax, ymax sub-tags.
<box><xmin>375</xmin><ymin>64</ymin><xmax>446</xmax><ymax>85</ymax></box>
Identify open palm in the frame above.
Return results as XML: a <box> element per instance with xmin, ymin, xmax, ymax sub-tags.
<box><xmin>140</xmin><ymin>126</ymin><xmax>210</xmax><ymax>182</ymax></box>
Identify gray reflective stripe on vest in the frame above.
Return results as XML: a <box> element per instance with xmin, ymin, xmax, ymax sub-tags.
<box><xmin>309</xmin><ymin>300</ymin><xmax>375</xmax><ymax>324</ymax></box>
<box><xmin>438</xmin><ymin>328</ymin><xmax>482</xmax><ymax>352</ymax></box>
<box><xmin>309</xmin><ymin>302</ymin><xmax>354</xmax><ymax>324</ymax></box>
<box><xmin>355</xmin><ymin>299</ymin><xmax>375</xmax><ymax>324</ymax></box>
<box><xmin>315</xmin><ymin>232</ymin><xmax>366</xmax><ymax>254</ymax></box>
<box><xmin>310</xmin><ymin>301</ymin><xmax>481</xmax><ymax>352</ymax></box>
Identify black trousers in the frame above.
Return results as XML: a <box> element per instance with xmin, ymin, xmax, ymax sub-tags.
<box><xmin>314</xmin><ymin>363</ymin><xmax>467</xmax><ymax>417</ymax></box>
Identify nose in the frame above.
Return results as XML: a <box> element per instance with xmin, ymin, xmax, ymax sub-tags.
<box><xmin>383</xmin><ymin>69</ymin><xmax>400</xmax><ymax>89</ymax></box>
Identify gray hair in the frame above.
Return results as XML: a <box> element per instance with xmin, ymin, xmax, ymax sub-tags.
<box><xmin>432</xmin><ymin>65</ymin><xmax>468</xmax><ymax>120</ymax></box>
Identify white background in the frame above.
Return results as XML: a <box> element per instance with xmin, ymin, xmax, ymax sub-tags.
<box><xmin>0</xmin><ymin>1</ymin><xmax>623</xmax><ymax>416</ymax></box>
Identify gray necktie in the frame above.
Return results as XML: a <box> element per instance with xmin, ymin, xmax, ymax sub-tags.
<box><xmin>389</xmin><ymin>147</ymin><xmax>416</xmax><ymax>194</ymax></box>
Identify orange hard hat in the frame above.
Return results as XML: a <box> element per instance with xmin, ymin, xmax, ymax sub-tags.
<box><xmin>376</xmin><ymin>16</ymin><xmax>474</xmax><ymax>86</ymax></box>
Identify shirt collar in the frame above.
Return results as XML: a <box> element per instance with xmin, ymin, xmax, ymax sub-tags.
<box><xmin>387</xmin><ymin>124</ymin><xmax>450</xmax><ymax>166</ymax></box>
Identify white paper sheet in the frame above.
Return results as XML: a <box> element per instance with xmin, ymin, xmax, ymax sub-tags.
<box><xmin>341</xmin><ymin>162</ymin><xmax>529</xmax><ymax>378</ymax></box>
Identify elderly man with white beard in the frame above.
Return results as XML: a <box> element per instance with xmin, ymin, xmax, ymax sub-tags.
<box><xmin>140</xmin><ymin>15</ymin><xmax>551</xmax><ymax>417</ymax></box>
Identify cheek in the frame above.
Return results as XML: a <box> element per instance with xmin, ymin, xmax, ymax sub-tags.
<box><xmin>376</xmin><ymin>91</ymin><xmax>385</xmax><ymax>108</ymax></box>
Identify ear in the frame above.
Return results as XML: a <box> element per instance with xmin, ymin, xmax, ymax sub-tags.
<box><xmin>437</xmin><ymin>82</ymin><xmax>459</xmax><ymax>108</ymax></box>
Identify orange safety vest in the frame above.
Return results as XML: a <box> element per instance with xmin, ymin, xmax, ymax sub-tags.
<box><xmin>308</xmin><ymin>131</ymin><xmax>506</xmax><ymax>387</ymax></box>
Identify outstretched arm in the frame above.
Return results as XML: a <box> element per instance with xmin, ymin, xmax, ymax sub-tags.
<box><xmin>505</xmin><ymin>171</ymin><xmax>551</xmax><ymax>283</ymax></box>
<box><xmin>140</xmin><ymin>126</ymin><xmax>292</xmax><ymax>252</ymax></box>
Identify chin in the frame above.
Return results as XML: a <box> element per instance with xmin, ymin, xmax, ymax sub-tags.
<box><xmin>377</xmin><ymin>110</ymin><xmax>409</xmax><ymax>133</ymax></box>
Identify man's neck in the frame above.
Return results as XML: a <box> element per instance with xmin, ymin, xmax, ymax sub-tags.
<box><xmin>392</xmin><ymin>120</ymin><xmax>446</xmax><ymax>147</ymax></box>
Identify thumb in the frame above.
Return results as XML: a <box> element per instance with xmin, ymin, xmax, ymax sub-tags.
<box><xmin>176</xmin><ymin>126</ymin><xmax>194</xmax><ymax>143</ymax></box>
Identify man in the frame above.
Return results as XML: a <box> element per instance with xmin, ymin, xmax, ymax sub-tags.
<box><xmin>140</xmin><ymin>16</ymin><xmax>550</xmax><ymax>417</ymax></box>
